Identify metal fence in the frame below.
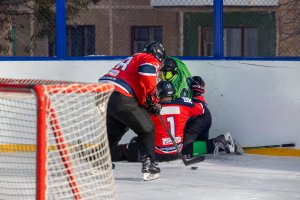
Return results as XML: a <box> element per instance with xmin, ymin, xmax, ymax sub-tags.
<box><xmin>0</xmin><ymin>0</ymin><xmax>299</xmax><ymax>59</ymax></box>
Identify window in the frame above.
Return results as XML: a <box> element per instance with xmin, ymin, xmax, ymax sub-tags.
<box><xmin>48</xmin><ymin>25</ymin><xmax>95</xmax><ymax>57</ymax></box>
<box><xmin>243</xmin><ymin>28</ymin><xmax>258</xmax><ymax>57</ymax></box>
<box><xmin>199</xmin><ymin>27</ymin><xmax>214</xmax><ymax>56</ymax></box>
<box><xmin>224</xmin><ymin>28</ymin><xmax>242</xmax><ymax>56</ymax></box>
<box><xmin>131</xmin><ymin>26</ymin><xmax>163</xmax><ymax>54</ymax></box>
<box><xmin>67</xmin><ymin>25</ymin><xmax>95</xmax><ymax>56</ymax></box>
<box><xmin>200</xmin><ymin>27</ymin><xmax>258</xmax><ymax>57</ymax></box>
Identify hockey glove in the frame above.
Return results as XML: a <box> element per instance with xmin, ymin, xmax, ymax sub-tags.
<box><xmin>145</xmin><ymin>89</ymin><xmax>160</xmax><ymax>106</ymax></box>
<box><xmin>146</xmin><ymin>103</ymin><xmax>162</xmax><ymax>116</ymax></box>
<box><xmin>190</xmin><ymin>76</ymin><xmax>205</xmax><ymax>96</ymax></box>
<box><xmin>145</xmin><ymin>90</ymin><xmax>161</xmax><ymax>115</ymax></box>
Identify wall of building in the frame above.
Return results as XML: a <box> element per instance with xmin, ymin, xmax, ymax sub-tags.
<box><xmin>0</xmin><ymin>60</ymin><xmax>299</xmax><ymax>148</ymax></box>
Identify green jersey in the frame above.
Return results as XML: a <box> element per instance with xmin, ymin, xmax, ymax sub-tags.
<box><xmin>168</xmin><ymin>57</ymin><xmax>193</xmax><ymax>99</ymax></box>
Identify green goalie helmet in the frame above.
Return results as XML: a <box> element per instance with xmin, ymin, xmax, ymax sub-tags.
<box><xmin>160</xmin><ymin>57</ymin><xmax>178</xmax><ymax>81</ymax></box>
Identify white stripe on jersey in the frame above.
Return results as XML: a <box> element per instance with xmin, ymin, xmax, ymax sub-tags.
<box><xmin>160</xmin><ymin>106</ymin><xmax>180</xmax><ymax>115</ymax></box>
<box><xmin>99</xmin><ymin>80</ymin><xmax>130</xmax><ymax>94</ymax></box>
<box><xmin>138</xmin><ymin>72</ymin><xmax>157</xmax><ymax>76</ymax></box>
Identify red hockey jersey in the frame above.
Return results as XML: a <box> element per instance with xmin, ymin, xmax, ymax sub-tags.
<box><xmin>99</xmin><ymin>53</ymin><xmax>162</xmax><ymax>106</ymax></box>
<box><xmin>151</xmin><ymin>96</ymin><xmax>205</xmax><ymax>155</ymax></box>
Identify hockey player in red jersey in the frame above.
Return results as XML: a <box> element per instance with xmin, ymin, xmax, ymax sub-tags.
<box><xmin>150</xmin><ymin>79</ymin><xmax>241</xmax><ymax>161</ymax></box>
<box><xmin>151</xmin><ymin>80</ymin><xmax>207</xmax><ymax>161</ymax></box>
<box><xmin>99</xmin><ymin>41</ymin><xmax>166</xmax><ymax>180</ymax></box>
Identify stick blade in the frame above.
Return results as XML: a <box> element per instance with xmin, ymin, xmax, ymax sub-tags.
<box><xmin>281</xmin><ymin>143</ymin><xmax>295</xmax><ymax>147</ymax></box>
<box><xmin>183</xmin><ymin>155</ymin><xmax>205</xmax><ymax>166</ymax></box>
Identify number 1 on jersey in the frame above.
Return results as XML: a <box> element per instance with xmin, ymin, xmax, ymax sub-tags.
<box><xmin>166</xmin><ymin>116</ymin><xmax>175</xmax><ymax>138</ymax></box>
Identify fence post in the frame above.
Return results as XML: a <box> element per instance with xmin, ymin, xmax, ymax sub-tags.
<box><xmin>214</xmin><ymin>0</ymin><xmax>224</xmax><ymax>58</ymax></box>
<box><xmin>56</xmin><ymin>0</ymin><xmax>66</xmax><ymax>59</ymax></box>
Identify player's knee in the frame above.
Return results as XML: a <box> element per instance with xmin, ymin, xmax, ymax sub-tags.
<box><xmin>143</xmin><ymin>123</ymin><xmax>155</xmax><ymax>135</ymax></box>
<box><xmin>137</xmin><ymin>120</ymin><xmax>154</xmax><ymax>135</ymax></box>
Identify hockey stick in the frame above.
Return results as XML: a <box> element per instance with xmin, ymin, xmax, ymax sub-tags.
<box><xmin>243</xmin><ymin>143</ymin><xmax>295</xmax><ymax>149</ymax></box>
<box><xmin>158</xmin><ymin>114</ymin><xmax>205</xmax><ymax>166</ymax></box>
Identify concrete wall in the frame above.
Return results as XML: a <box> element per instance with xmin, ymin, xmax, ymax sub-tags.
<box><xmin>0</xmin><ymin>60</ymin><xmax>299</xmax><ymax>148</ymax></box>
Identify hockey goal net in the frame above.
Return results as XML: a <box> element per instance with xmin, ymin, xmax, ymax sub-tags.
<box><xmin>0</xmin><ymin>78</ymin><xmax>116</xmax><ymax>200</ymax></box>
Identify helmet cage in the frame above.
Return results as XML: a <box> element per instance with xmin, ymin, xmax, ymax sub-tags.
<box><xmin>160</xmin><ymin>58</ymin><xmax>178</xmax><ymax>81</ymax></box>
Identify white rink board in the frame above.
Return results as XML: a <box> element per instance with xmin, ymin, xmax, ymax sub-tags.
<box><xmin>0</xmin><ymin>60</ymin><xmax>299</xmax><ymax>148</ymax></box>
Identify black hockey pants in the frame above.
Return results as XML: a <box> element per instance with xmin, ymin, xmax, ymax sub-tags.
<box><xmin>106</xmin><ymin>91</ymin><xmax>156</xmax><ymax>161</ymax></box>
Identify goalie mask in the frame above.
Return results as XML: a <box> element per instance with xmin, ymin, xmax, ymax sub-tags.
<box><xmin>142</xmin><ymin>41</ymin><xmax>166</xmax><ymax>63</ymax></box>
<box><xmin>160</xmin><ymin>57</ymin><xmax>178</xmax><ymax>81</ymax></box>
<box><xmin>157</xmin><ymin>81</ymin><xmax>175</xmax><ymax>98</ymax></box>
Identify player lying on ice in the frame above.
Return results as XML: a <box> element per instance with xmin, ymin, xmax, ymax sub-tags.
<box><xmin>112</xmin><ymin>79</ymin><xmax>244</xmax><ymax>164</ymax></box>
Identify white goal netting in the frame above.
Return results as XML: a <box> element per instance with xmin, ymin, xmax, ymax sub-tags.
<box><xmin>0</xmin><ymin>78</ymin><xmax>116</xmax><ymax>200</ymax></box>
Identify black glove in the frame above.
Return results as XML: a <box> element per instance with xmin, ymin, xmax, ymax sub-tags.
<box><xmin>146</xmin><ymin>103</ymin><xmax>162</xmax><ymax>116</ymax></box>
<box><xmin>190</xmin><ymin>76</ymin><xmax>205</xmax><ymax>96</ymax></box>
<box><xmin>145</xmin><ymin>91</ymin><xmax>162</xmax><ymax>115</ymax></box>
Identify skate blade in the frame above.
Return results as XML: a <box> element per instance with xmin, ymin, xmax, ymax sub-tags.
<box><xmin>233</xmin><ymin>139</ymin><xmax>244</xmax><ymax>155</ymax></box>
<box><xmin>143</xmin><ymin>173</ymin><xmax>159</xmax><ymax>181</ymax></box>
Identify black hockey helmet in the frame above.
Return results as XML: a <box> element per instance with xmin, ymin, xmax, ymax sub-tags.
<box><xmin>192</xmin><ymin>76</ymin><xmax>205</xmax><ymax>88</ymax></box>
<box><xmin>160</xmin><ymin>57</ymin><xmax>178</xmax><ymax>81</ymax></box>
<box><xmin>157</xmin><ymin>81</ymin><xmax>175</xmax><ymax>98</ymax></box>
<box><xmin>142</xmin><ymin>41</ymin><xmax>166</xmax><ymax>63</ymax></box>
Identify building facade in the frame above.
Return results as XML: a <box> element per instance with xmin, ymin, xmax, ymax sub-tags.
<box><xmin>1</xmin><ymin>0</ymin><xmax>299</xmax><ymax>57</ymax></box>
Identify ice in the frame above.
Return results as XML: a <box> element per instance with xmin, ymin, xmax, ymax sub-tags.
<box><xmin>113</xmin><ymin>154</ymin><xmax>300</xmax><ymax>200</ymax></box>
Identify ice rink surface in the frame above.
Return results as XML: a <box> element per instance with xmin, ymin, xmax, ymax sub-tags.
<box><xmin>113</xmin><ymin>153</ymin><xmax>300</xmax><ymax>200</ymax></box>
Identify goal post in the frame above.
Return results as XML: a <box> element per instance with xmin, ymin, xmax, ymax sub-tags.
<box><xmin>0</xmin><ymin>78</ymin><xmax>116</xmax><ymax>200</ymax></box>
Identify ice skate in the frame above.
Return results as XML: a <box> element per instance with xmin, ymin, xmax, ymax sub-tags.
<box><xmin>233</xmin><ymin>139</ymin><xmax>244</xmax><ymax>155</ymax></box>
<box><xmin>223</xmin><ymin>132</ymin><xmax>235</xmax><ymax>153</ymax></box>
<box><xmin>224</xmin><ymin>132</ymin><xmax>244</xmax><ymax>155</ymax></box>
<box><xmin>213</xmin><ymin>132</ymin><xmax>244</xmax><ymax>156</ymax></box>
<box><xmin>141</xmin><ymin>156</ymin><xmax>160</xmax><ymax>181</ymax></box>
<box><xmin>212</xmin><ymin>135</ymin><xmax>228</xmax><ymax>157</ymax></box>
<box><xmin>143</xmin><ymin>172</ymin><xmax>160</xmax><ymax>181</ymax></box>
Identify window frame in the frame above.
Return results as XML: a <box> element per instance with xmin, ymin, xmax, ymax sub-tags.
<box><xmin>199</xmin><ymin>26</ymin><xmax>258</xmax><ymax>57</ymax></box>
<box><xmin>131</xmin><ymin>26</ymin><xmax>163</xmax><ymax>54</ymax></box>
